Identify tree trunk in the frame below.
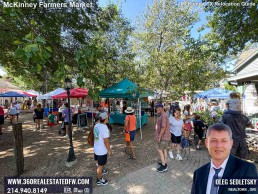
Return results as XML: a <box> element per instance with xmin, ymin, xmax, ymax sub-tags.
<box><xmin>42</xmin><ymin>65</ymin><xmax>48</xmax><ymax>107</ymax></box>
<box><xmin>13</xmin><ymin>123</ymin><xmax>24</xmax><ymax>176</ymax></box>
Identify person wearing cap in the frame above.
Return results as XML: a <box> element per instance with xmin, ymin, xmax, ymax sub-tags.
<box><xmin>95</xmin><ymin>105</ymin><xmax>106</xmax><ymax>123</ymax></box>
<box><xmin>124</xmin><ymin>107</ymin><xmax>137</xmax><ymax>159</ymax></box>
<box><xmin>219</xmin><ymin>100</ymin><xmax>254</xmax><ymax>159</ymax></box>
<box><xmin>94</xmin><ymin>112</ymin><xmax>112</xmax><ymax>186</ymax></box>
<box><xmin>155</xmin><ymin>103</ymin><xmax>170</xmax><ymax>173</ymax></box>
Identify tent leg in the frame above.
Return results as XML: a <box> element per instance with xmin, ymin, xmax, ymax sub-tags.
<box><xmin>138</xmin><ymin>98</ymin><xmax>142</xmax><ymax>139</ymax></box>
<box><xmin>92</xmin><ymin>100</ymin><xmax>93</xmax><ymax>127</ymax></box>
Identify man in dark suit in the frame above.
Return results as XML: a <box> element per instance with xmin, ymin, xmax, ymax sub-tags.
<box><xmin>191</xmin><ymin>123</ymin><xmax>257</xmax><ymax>194</ymax></box>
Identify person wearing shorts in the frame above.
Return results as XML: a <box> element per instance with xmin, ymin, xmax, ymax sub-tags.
<box><xmin>14</xmin><ymin>101</ymin><xmax>21</xmax><ymax>122</ymax></box>
<box><xmin>8</xmin><ymin>103</ymin><xmax>17</xmax><ymax>125</ymax></box>
<box><xmin>169</xmin><ymin>108</ymin><xmax>184</xmax><ymax>160</ymax></box>
<box><xmin>193</xmin><ymin>115</ymin><xmax>206</xmax><ymax>150</ymax></box>
<box><xmin>124</xmin><ymin>107</ymin><xmax>137</xmax><ymax>159</ymax></box>
<box><xmin>155</xmin><ymin>103</ymin><xmax>170</xmax><ymax>173</ymax></box>
<box><xmin>0</xmin><ymin>106</ymin><xmax>4</xmax><ymax>135</ymax></box>
<box><xmin>33</xmin><ymin>103</ymin><xmax>44</xmax><ymax>131</ymax></box>
<box><xmin>94</xmin><ymin>112</ymin><xmax>112</xmax><ymax>186</ymax></box>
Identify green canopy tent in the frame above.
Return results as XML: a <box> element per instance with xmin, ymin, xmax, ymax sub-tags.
<box><xmin>99</xmin><ymin>79</ymin><xmax>153</xmax><ymax>139</ymax></box>
<box><xmin>99</xmin><ymin>78</ymin><xmax>151</xmax><ymax>98</ymax></box>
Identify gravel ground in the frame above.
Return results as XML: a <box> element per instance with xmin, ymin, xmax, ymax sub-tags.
<box><xmin>1</xmin><ymin>111</ymin><xmax>257</xmax><ymax>193</ymax></box>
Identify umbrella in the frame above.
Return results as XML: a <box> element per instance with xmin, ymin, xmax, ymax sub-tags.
<box><xmin>52</xmin><ymin>88</ymin><xmax>88</xmax><ymax>99</ymax></box>
<box><xmin>0</xmin><ymin>91</ymin><xmax>29</xmax><ymax>97</ymax></box>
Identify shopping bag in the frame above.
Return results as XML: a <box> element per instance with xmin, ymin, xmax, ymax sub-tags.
<box><xmin>125</xmin><ymin>131</ymin><xmax>130</xmax><ymax>142</ymax></box>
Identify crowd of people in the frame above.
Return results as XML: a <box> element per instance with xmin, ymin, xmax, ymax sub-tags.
<box><xmin>91</xmin><ymin>92</ymin><xmax>257</xmax><ymax>187</ymax></box>
<box><xmin>0</xmin><ymin>92</ymin><xmax>257</xmax><ymax>189</ymax></box>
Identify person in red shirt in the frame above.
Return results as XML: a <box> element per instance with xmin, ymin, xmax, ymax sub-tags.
<box><xmin>124</xmin><ymin>107</ymin><xmax>137</xmax><ymax>159</ymax></box>
<box><xmin>0</xmin><ymin>106</ymin><xmax>4</xmax><ymax>135</ymax></box>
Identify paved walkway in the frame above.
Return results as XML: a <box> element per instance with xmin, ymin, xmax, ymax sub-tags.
<box><xmin>94</xmin><ymin>147</ymin><xmax>210</xmax><ymax>194</ymax></box>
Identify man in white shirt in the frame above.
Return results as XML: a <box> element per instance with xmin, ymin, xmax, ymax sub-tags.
<box><xmin>94</xmin><ymin>112</ymin><xmax>112</xmax><ymax>186</ymax></box>
<box><xmin>191</xmin><ymin>123</ymin><xmax>257</xmax><ymax>194</ymax></box>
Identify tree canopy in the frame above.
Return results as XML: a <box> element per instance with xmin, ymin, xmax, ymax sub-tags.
<box><xmin>0</xmin><ymin>0</ymin><xmax>229</xmax><ymax>100</ymax></box>
<box><xmin>133</xmin><ymin>0</ymin><xmax>225</xmax><ymax>99</ymax></box>
<box><xmin>203</xmin><ymin>0</ymin><xmax>258</xmax><ymax>55</ymax></box>
<box><xmin>0</xmin><ymin>0</ymin><xmax>134</xmax><ymax>96</ymax></box>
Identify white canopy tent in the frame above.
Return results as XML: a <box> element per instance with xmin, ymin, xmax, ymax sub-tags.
<box><xmin>37</xmin><ymin>88</ymin><xmax>66</xmax><ymax>100</ymax></box>
<box><xmin>37</xmin><ymin>88</ymin><xmax>66</xmax><ymax>110</ymax></box>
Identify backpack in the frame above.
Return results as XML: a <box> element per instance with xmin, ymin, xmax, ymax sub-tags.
<box><xmin>87</xmin><ymin>126</ymin><xmax>94</xmax><ymax>147</ymax></box>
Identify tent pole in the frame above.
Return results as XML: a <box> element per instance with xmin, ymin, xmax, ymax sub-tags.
<box><xmin>91</xmin><ymin>99</ymin><xmax>93</xmax><ymax>127</ymax></box>
<box><xmin>138</xmin><ymin>98</ymin><xmax>142</xmax><ymax>139</ymax></box>
<box><xmin>154</xmin><ymin>99</ymin><xmax>155</xmax><ymax>126</ymax></box>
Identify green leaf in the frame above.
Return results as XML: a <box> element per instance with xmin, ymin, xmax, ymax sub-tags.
<box><xmin>10</xmin><ymin>11</ymin><xmax>17</xmax><ymax>17</ymax></box>
<box><xmin>30</xmin><ymin>19</ymin><xmax>36</xmax><ymax>26</ymax></box>
<box><xmin>42</xmin><ymin>50</ymin><xmax>51</xmax><ymax>60</ymax></box>
<box><xmin>37</xmin><ymin>64</ymin><xmax>42</xmax><ymax>72</ymax></box>
<box><xmin>79</xmin><ymin>63</ymin><xmax>87</xmax><ymax>69</ymax></box>
<box><xmin>75</xmin><ymin>51</ymin><xmax>81</xmax><ymax>62</ymax></box>
<box><xmin>35</xmin><ymin>36</ymin><xmax>46</xmax><ymax>45</ymax></box>
<box><xmin>25</xmin><ymin>44</ymin><xmax>38</xmax><ymax>52</ymax></box>
<box><xmin>14</xmin><ymin>48</ymin><xmax>25</xmax><ymax>59</ymax></box>
<box><xmin>25</xmin><ymin>32</ymin><xmax>33</xmax><ymax>39</ymax></box>
<box><xmin>76</xmin><ymin>76</ymin><xmax>84</xmax><ymax>87</ymax></box>
<box><xmin>45</xmin><ymin>46</ymin><xmax>52</xmax><ymax>52</ymax></box>
<box><xmin>13</xmin><ymin>40</ymin><xmax>23</xmax><ymax>45</ymax></box>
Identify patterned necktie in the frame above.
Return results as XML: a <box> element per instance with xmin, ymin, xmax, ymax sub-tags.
<box><xmin>210</xmin><ymin>167</ymin><xmax>222</xmax><ymax>194</ymax></box>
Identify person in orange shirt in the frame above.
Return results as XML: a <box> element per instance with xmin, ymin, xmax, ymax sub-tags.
<box><xmin>124</xmin><ymin>107</ymin><xmax>137</xmax><ymax>159</ymax></box>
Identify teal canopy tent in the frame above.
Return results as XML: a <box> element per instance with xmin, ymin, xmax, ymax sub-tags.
<box><xmin>99</xmin><ymin>79</ymin><xmax>153</xmax><ymax>139</ymax></box>
<box><xmin>99</xmin><ymin>78</ymin><xmax>152</xmax><ymax>98</ymax></box>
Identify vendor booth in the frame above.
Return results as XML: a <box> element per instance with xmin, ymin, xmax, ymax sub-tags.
<box><xmin>37</xmin><ymin>88</ymin><xmax>66</xmax><ymax>116</ymax></box>
<box><xmin>99</xmin><ymin>79</ymin><xmax>153</xmax><ymax>139</ymax></box>
<box><xmin>0</xmin><ymin>91</ymin><xmax>30</xmax><ymax>108</ymax></box>
<box><xmin>52</xmin><ymin>88</ymin><xmax>89</xmax><ymax>128</ymax></box>
<box><xmin>0</xmin><ymin>91</ymin><xmax>29</xmax><ymax>97</ymax></box>
<box><xmin>109</xmin><ymin>112</ymin><xmax>148</xmax><ymax>129</ymax></box>
<box><xmin>52</xmin><ymin>88</ymin><xmax>88</xmax><ymax>99</ymax></box>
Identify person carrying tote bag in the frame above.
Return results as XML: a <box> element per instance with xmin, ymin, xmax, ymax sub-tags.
<box><xmin>124</xmin><ymin>107</ymin><xmax>137</xmax><ymax>159</ymax></box>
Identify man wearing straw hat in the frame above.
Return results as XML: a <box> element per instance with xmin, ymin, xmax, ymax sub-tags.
<box><xmin>124</xmin><ymin>107</ymin><xmax>137</xmax><ymax>159</ymax></box>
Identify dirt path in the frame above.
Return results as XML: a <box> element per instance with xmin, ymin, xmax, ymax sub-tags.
<box><xmin>0</xmin><ymin>111</ymin><xmax>159</xmax><ymax>192</ymax></box>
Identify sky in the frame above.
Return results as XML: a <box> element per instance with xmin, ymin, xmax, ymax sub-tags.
<box><xmin>98</xmin><ymin>0</ymin><xmax>212</xmax><ymax>39</ymax></box>
<box><xmin>0</xmin><ymin>66</ymin><xmax>7</xmax><ymax>76</ymax></box>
